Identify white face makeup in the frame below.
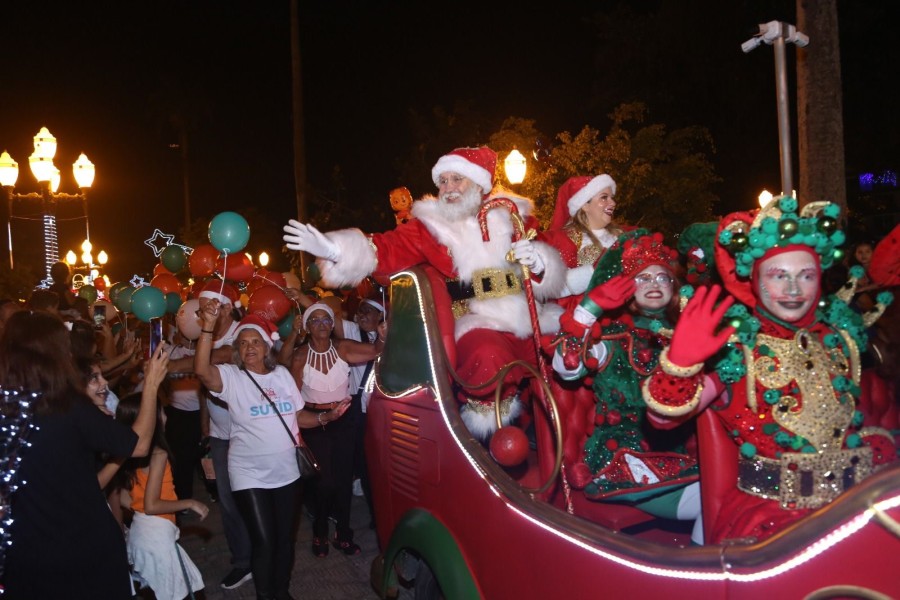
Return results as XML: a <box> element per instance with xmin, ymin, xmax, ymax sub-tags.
<box><xmin>756</xmin><ymin>250</ymin><xmax>820</xmax><ymax>322</ymax></box>
<box><xmin>633</xmin><ymin>264</ymin><xmax>674</xmax><ymax>312</ymax></box>
<box><xmin>580</xmin><ymin>186</ymin><xmax>616</xmax><ymax>230</ymax></box>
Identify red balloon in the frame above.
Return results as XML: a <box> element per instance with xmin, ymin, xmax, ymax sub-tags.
<box><xmin>93</xmin><ymin>277</ymin><xmax>107</xmax><ymax>291</ymax></box>
<box><xmin>489</xmin><ymin>426</ymin><xmax>529</xmax><ymax>467</ymax></box>
<box><xmin>150</xmin><ymin>273</ymin><xmax>181</xmax><ymax>295</ymax></box>
<box><xmin>216</xmin><ymin>253</ymin><xmax>254</xmax><ymax>283</ymax></box>
<box><xmin>153</xmin><ymin>263</ymin><xmax>172</xmax><ymax>277</ymax></box>
<box><xmin>247</xmin><ymin>269</ymin><xmax>288</xmax><ymax>296</ymax></box>
<box><xmin>247</xmin><ymin>285</ymin><xmax>292</xmax><ymax>322</ymax></box>
<box><xmin>189</xmin><ymin>244</ymin><xmax>220</xmax><ymax>278</ymax></box>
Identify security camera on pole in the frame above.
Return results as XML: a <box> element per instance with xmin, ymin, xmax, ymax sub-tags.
<box><xmin>742</xmin><ymin>21</ymin><xmax>809</xmax><ymax>198</ymax></box>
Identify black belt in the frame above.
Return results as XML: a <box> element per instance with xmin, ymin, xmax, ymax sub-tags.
<box><xmin>446</xmin><ymin>279</ymin><xmax>476</xmax><ymax>302</ymax></box>
<box><xmin>446</xmin><ymin>272</ymin><xmax>520</xmax><ymax>302</ymax></box>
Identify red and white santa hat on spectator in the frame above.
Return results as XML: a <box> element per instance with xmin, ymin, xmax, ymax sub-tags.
<box><xmin>431</xmin><ymin>147</ymin><xmax>497</xmax><ymax>194</ymax></box>
<box><xmin>550</xmin><ymin>174</ymin><xmax>617</xmax><ymax>230</ymax></box>
<box><xmin>198</xmin><ymin>279</ymin><xmax>241</xmax><ymax>307</ymax></box>
<box><xmin>233</xmin><ymin>314</ymin><xmax>279</xmax><ymax>347</ymax></box>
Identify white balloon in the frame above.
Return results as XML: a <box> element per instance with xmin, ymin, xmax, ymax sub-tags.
<box><xmin>175</xmin><ymin>298</ymin><xmax>202</xmax><ymax>340</ymax></box>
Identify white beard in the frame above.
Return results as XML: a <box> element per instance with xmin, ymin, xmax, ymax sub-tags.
<box><xmin>439</xmin><ymin>186</ymin><xmax>482</xmax><ymax>222</ymax></box>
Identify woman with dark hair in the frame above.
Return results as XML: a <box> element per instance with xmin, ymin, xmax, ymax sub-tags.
<box><xmin>113</xmin><ymin>393</ymin><xmax>207</xmax><ymax>599</ymax></box>
<box><xmin>0</xmin><ymin>310</ymin><xmax>169</xmax><ymax>599</ymax></box>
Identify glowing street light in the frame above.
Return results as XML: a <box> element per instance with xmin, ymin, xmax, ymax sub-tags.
<box><xmin>504</xmin><ymin>149</ymin><xmax>527</xmax><ymax>185</ymax></box>
<box><xmin>1</xmin><ymin>128</ymin><xmax>95</xmax><ymax>278</ymax></box>
<box><xmin>65</xmin><ymin>238</ymin><xmax>109</xmax><ymax>288</ymax></box>
<box><xmin>758</xmin><ymin>189</ymin><xmax>774</xmax><ymax>208</ymax></box>
<box><xmin>259</xmin><ymin>251</ymin><xmax>270</xmax><ymax>267</ymax></box>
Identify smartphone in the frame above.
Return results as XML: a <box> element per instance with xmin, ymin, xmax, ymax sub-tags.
<box><xmin>93</xmin><ymin>304</ymin><xmax>106</xmax><ymax>329</ymax></box>
<box><xmin>149</xmin><ymin>317</ymin><xmax>163</xmax><ymax>357</ymax></box>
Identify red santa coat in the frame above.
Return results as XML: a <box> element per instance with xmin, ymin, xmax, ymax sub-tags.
<box><xmin>314</xmin><ymin>192</ymin><xmax>567</xmax><ymax>439</ymax></box>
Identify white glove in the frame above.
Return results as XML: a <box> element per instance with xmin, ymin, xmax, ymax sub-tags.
<box><xmin>511</xmin><ymin>240</ymin><xmax>545</xmax><ymax>275</ymax></box>
<box><xmin>282</xmin><ymin>220</ymin><xmax>341</xmax><ymax>262</ymax></box>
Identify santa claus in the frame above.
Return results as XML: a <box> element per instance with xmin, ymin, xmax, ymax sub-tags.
<box><xmin>283</xmin><ymin>147</ymin><xmax>566</xmax><ymax>439</ymax></box>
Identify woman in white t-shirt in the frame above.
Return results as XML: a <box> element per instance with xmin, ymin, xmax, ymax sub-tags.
<box><xmin>194</xmin><ymin>305</ymin><xmax>348</xmax><ymax>600</ymax></box>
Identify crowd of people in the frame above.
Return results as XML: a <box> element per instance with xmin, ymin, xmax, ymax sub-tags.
<box><xmin>0</xmin><ymin>143</ymin><xmax>897</xmax><ymax>597</ymax></box>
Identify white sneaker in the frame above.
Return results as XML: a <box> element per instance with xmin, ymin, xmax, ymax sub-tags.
<box><xmin>352</xmin><ymin>478</ymin><xmax>364</xmax><ymax>497</ymax></box>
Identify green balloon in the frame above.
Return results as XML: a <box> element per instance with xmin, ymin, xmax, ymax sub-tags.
<box><xmin>108</xmin><ymin>281</ymin><xmax>130</xmax><ymax>303</ymax></box>
<box><xmin>166</xmin><ymin>291</ymin><xmax>182</xmax><ymax>314</ymax></box>
<box><xmin>208</xmin><ymin>211</ymin><xmax>250</xmax><ymax>254</ymax></box>
<box><xmin>113</xmin><ymin>286</ymin><xmax>136</xmax><ymax>313</ymax></box>
<box><xmin>161</xmin><ymin>245</ymin><xmax>187</xmax><ymax>273</ymax></box>
<box><xmin>277</xmin><ymin>310</ymin><xmax>298</xmax><ymax>340</ymax></box>
<box><xmin>78</xmin><ymin>284</ymin><xmax>98</xmax><ymax>304</ymax></box>
<box><xmin>131</xmin><ymin>286</ymin><xmax>167</xmax><ymax>323</ymax></box>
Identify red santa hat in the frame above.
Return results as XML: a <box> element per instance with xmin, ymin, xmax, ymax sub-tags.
<box><xmin>550</xmin><ymin>174</ymin><xmax>617</xmax><ymax>230</ymax></box>
<box><xmin>431</xmin><ymin>147</ymin><xmax>497</xmax><ymax>193</ymax></box>
<box><xmin>233</xmin><ymin>313</ymin><xmax>279</xmax><ymax>347</ymax></box>
<box><xmin>198</xmin><ymin>279</ymin><xmax>241</xmax><ymax>307</ymax></box>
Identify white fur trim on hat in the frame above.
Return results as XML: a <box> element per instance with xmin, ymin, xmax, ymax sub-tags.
<box><xmin>568</xmin><ymin>174</ymin><xmax>616</xmax><ymax>217</ymax></box>
<box><xmin>431</xmin><ymin>154</ymin><xmax>493</xmax><ymax>193</ymax></box>
<box><xmin>302</xmin><ymin>302</ymin><xmax>335</xmax><ymax>330</ymax></box>
<box><xmin>234</xmin><ymin>323</ymin><xmax>279</xmax><ymax>347</ymax></box>
<box><xmin>361</xmin><ymin>298</ymin><xmax>385</xmax><ymax>313</ymax></box>
<box><xmin>199</xmin><ymin>290</ymin><xmax>235</xmax><ymax>306</ymax></box>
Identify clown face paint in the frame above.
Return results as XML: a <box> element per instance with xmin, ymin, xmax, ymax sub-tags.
<box><xmin>756</xmin><ymin>250</ymin><xmax>820</xmax><ymax>322</ymax></box>
<box><xmin>633</xmin><ymin>265</ymin><xmax>674</xmax><ymax>312</ymax></box>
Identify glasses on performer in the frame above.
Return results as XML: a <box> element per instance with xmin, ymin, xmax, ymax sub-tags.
<box><xmin>634</xmin><ymin>273</ymin><xmax>674</xmax><ymax>286</ymax></box>
<box><xmin>308</xmin><ymin>317</ymin><xmax>334</xmax><ymax>327</ymax></box>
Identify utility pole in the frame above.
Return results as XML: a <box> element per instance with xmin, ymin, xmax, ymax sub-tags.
<box><xmin>290</xmin><ymin>0</ymin><xmax>308</xmax><ymax>284</ymax></box>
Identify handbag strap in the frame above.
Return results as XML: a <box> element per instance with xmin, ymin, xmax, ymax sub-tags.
<box><xmin>241</xmin><ymin>367</ymin><xmax>297</xmax><ymax>447</ymax></box>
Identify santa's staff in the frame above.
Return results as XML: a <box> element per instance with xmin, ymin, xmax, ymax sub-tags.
<box><xmin>477</xmin><ymin>197</ymin><xmax>547</xmax><ymax>379</ymax></box>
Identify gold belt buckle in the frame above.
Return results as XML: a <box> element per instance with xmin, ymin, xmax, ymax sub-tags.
<box><xmin>778</xmin><ymin>447</ymin><xmax>873</xmax><ymax>509</ymax></box>
<box><xmin>471</xmin><ymin>268</ymin><xmax>521</xmax><ymax>301</ymax></box>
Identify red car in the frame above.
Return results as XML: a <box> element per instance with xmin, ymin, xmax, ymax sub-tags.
<box><xmin>366</xmin><ymin>266</ymin><xmax>900</xmax><ymax>599</ymax></box>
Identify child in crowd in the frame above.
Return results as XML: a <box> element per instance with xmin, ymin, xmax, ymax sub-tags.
<box><xmin>113</xmin><ymin>392</ymin><xmax>208</xmax><ymax>599</ymax></box>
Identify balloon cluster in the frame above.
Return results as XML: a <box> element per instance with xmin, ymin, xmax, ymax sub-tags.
<box><xmin>100</xmin><ymin>211</ymin><xmax>300</xmax><ymax>341</ymax></box>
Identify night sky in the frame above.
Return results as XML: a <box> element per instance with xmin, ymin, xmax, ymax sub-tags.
<box><xmin>2</xmin><ymin>1</ymin><xmax>897</xmax><ymax>283</ymax></box>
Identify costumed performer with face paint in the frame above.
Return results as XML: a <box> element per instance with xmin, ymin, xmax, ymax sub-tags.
<box><xmin>641</xmin><ymin>196</ymin><xmax>896</xmax><ymax>544</ymax></box>
<box><xmin>551</xmin><ymin>231</ymin><xmax>702</xmax><ymax>543</ymax></box>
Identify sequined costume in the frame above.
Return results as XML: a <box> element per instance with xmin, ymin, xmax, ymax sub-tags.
<box><xmin>643</xmin><ymin>198</ymin><xmax>896</xmax><ymax>544</ymax></box>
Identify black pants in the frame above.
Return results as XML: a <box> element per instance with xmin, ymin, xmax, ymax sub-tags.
<box><xmin>233</xmin><ymin>480</ymin><xmax>300</xmax><ymax>599</ymax></box>
<box><xmin>163</xmin><ymin>406</ymin><xmax>203</xmax><ymax>500</ymax></box>
<box><xmin>350</xmin><ymin>393</ymin><xmax>375</xmax><ymax>524</ymax></box>
<box><xmin>303</xmin><ymin>408</ymin><xmax>355</xmax><ymax>542</ymax></box>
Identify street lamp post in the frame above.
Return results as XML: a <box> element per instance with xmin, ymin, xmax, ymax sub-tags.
<box><xmin>504</xmin><ymin>149</ymin><xmax>527</xmax><ymax>185</ymax></box>
<box><xmin>65</xmin><ymin>238</ymin><xmax>109</xmax><ymax>289</ymax></box>
<box><xmin>742</xmin><ymin>21</ymin><xmax>809</xmax><ymax>198</ymax></box>
<box><xmin>0</xmin><ymin>127</ymin><xmax>95</xmax><ymax>278</ymax></box>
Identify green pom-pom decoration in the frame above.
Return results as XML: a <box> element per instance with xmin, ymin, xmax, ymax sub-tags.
<box><xmin>790</xmin><ymin>435</ymin><xmax>806</xmax><ymax>450</ymax></box>
<box><xmin>852</xmin><ymin>410</ymin><xmax>864</xmax><ymax>427</ymax></box>
<box><xmin>832</xmin><ymin>230</ymin><xmax>846</xmax><ymax>246</ymax></box>
<box><xmin>845</xmin><ymin>433</ymin><xmax>862</xmax><ymax>448</ymax></box>
<box><xmin>679</xmin><ymin>285</ymin><xmax>695</xmax><ymax>299</ymax></box>
<box><xmin>877</xmin><ymin>291</ymin><xmax>894</xmax><ymax>306</ymax></box>
<box><xmin>719</xmin><ymin>230</ymin><xmax>733</xmax><ymax>245</ymax></box>
<box><xmin>801</xmin><ymin>445</ymin><xmax>817</xmax><ymax>454</ymax></box>
<box><xmin>774</xmin><ymin>431</ymin><xmax>792</xmax><ymax>446</ymax></box>
<box><xmin>649</xmin><ymin>320</ymin><xmax>663</xmax><ymax>334</ymax></box>
<box><xmin>849</xmin><ymin>265</ymin><xmax>866</xmax><ymax>279</ymax></box>
<box><xmin>761</xmin><ymin>218</ymin><xmax>778</xmax><ymax>234</ymax></box>
<box><xmin>823</xmin><ymin>333</ymin><xmax>841</xmax><ymax>348</ymax></box>
<box><xmin>823</xmin><ymin>204</ymin><xmax>840</xmax><ymax>218</ymax></box>
<box><xmin>739</xmin><ymin>442</ymin><xmax>757</xmax><ymax>459</ymax></box>
<box><xmin>833</xmin><ymin>376</ymin><xmax>851</xmax><ymax>392</ymax></box>
<box><xmin>778</xmin><ymin>197</ymin><xmax>798</xmax><ymax>212</ymax></box>
<box><xmin>763</xmin><ymin>389</ymin><xmax>782</xmax><ymax>405</ymax></box>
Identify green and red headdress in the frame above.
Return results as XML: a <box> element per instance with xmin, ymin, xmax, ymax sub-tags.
<box><xmin>588</xmin><ymin>229</ymin><xmax>679</xmax><ymax>290</ymax></box>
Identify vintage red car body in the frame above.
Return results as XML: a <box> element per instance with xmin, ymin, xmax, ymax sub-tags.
<box><xmin>366</xmin><ymin>266</ymin><xmax>900</xmax><ymax>599</ymax></box>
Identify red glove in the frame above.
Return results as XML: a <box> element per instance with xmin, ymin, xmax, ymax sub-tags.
<box><xmin>668</xmin><ymin>284</ymin><xmax>736</xmax><ymax>367</ymax></box>
<box><xmin>579</xmin><ymin>275</ymin><xmax>636</xmax><ymax>318</ymax></box>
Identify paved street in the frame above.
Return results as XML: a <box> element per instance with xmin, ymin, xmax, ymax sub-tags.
<box><xmin>174</xmin><ymin>478</ymin><xmax>401</xmax><ymax>600</ymax></box>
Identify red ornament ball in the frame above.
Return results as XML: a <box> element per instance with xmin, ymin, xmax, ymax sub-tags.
<box><xmin>489</xmin><ymin>426</ymin><xmax>529</xmax><ymax>467</ymax></box>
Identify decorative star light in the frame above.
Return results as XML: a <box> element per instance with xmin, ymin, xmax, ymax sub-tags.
<box><xmin>144</xmin><ymin>229</ymin><xmax>176</xmax><ymax>257</ymax></box>
<box><xmin>130</xmin><ymin>274</ymin><xmax>147</xmax><ymax>288</ymax></box>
